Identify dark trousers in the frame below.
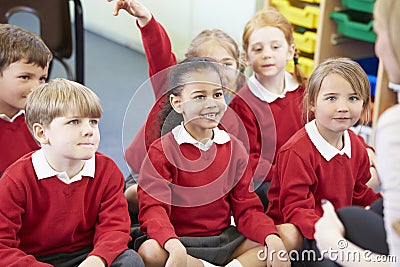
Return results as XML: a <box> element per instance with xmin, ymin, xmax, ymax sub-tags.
<box><xmin>37</xmin><ymin>248</ymin><xmax>144</xmax><ymax>267</ymax></box>
<box><xmin>336</xmin><ymin>198</ymin><xmax>387</xmax><ymax>255</ymax></box>
<box><xmin>299</xmin><ymin>198</ymin><xmax>387</xmax><ymax>267</ymax></box>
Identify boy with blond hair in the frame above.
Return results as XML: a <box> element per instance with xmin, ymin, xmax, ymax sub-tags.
<box><xmin>0</xmin><ymin>78</ymin><xmax>144</xmax><ymax>267</ymax></box>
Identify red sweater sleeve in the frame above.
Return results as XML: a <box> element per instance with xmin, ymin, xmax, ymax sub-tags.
<box><xmin>137</xmin><ymin>144</ymin><xmax>178</xmax><ymax>247</ymax></box>
<box><xmin>228</xmin><ymin>93</ymin><xmax>273</xmax><ymax>182</ymax></box>
<box><xmin>277</xmin><ymin>147</ymin><xmax>321</xmax><ymax>239</ymax></box>
<box><xmin>0</xmin><ymin>173</ymin><xmax>52</xmax><ymax>266</ymax></box>
<box><xmin>230</xmin><ymin>140</ymin><xmax>278</xmax><ymax>244</ymax></box>
<box><xmin>124</xmin><ymin>16</ymin><xmax>178</xmax><ymax>173</ymax></box>
<box><xmin>88</xmin><ymin>160</ymin><xmax>132</xmax><ymax>266</ymax></box>
<box><xmin>138</xmin><ymin>15</ymin><xmax>177</xmax><ymax>99</ymax></box>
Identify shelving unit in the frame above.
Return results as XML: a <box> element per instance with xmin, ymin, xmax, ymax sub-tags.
<box><xmin>265</xmin><ymin>0</ymin><xmax>398</xmax><ymax>144</ymax></box>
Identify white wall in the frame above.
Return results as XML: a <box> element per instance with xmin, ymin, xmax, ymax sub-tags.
<box><xmin>83</xmin><ymin>0</ymin><xmax>263</xmax><ymax>60</ymax></box>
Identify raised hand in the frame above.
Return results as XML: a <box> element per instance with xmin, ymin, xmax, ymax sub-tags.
<box><xmin>107</xmin><ymin>0</ymin><xmax>152</xmax><ymax>26</ymax></box>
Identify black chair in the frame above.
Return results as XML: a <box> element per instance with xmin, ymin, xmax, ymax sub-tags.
<box><xmin>0</xmin><ymin>0</ymin><xmax>84</xmax><ymax>84</ymax></box>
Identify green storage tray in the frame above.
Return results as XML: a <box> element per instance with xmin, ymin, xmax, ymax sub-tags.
<box><xmin>341</xmin><ymin>0</ymin><xmax>375</xmax><ymax>13</ymax></box>
<box><xmin>330</xmin><ymin>10</ymin><xmax>376</xmax><ymax>43</ymax></box>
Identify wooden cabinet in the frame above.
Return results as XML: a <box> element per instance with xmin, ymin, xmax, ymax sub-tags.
<box><xmin>265</xmin><ymin>0</ymin><xmax>398</xmax><ymax>144</ymax></box>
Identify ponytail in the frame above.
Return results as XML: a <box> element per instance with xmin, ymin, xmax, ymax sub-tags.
<box><xmin>292</xmin><ymin>47</ymin><xmax>308</xmax><ymax>87</ymax></box>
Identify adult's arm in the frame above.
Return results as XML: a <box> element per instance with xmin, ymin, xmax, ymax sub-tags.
<box><xmin>376</xmin><ymin>104</ymin><xmax>400</xmax><ymax>263</ymax></box>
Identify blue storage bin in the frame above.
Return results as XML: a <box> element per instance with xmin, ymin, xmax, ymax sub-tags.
<box><xmin>354</xmin><ymin>56</ymin><xmax>379</xmax><ymax>76</ymax></box>
<box><xmin>354</xmin><ymin>57</ymin><xmax>378</xmax><ymax>97</ymax></box>
<box><xmin>367</xmin><ymin>74</ymin><xmax>376</xmax><ymax>97</ymax></box>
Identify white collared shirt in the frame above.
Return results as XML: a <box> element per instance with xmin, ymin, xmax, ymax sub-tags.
<box><xmin>248</xmin><ymin>72</ymin><xmax>299</xmax><ymax>103</ymax></box>
<box><xmin>172</xmin><ymin>123</ymin><xmax>230</xmax><ymax>151</ymax></box>
<box><xmin>305</xmin><ymin>120</ymin><xmax>351</xmax><ymax>161</ymax></box>
<box><xmin>0</xmin><ymin>110</ymin><xmax>25</xmax><ymax>122</ymax></box>
<box><xmin>32</xmin><ymin>149</ymin><xmax>95</xmax><ymax>184</ymax></box>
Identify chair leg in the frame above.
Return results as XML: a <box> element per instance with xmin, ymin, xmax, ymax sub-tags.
<box><xmin>73</xmin><ymin>0</ymin><xmax>84</xmax><ymax>84</ymax></box>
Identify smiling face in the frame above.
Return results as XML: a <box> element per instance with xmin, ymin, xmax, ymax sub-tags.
<box><xmin>0</xmin><ymin>60</ymin><xmax>48</xmax><ymax>117</ymax></box>
<box><xmin>312</xmin><ymin>73</ymin><xmax>363</xmax><ymax>142</ymax></box>
<box><xmin>170</xmin><ymin>69</ymin><xmax>226</xmax><ymax>142</ymax></box>
<box><xmin>245</xmin><ymin>26</ymin><xmax>294</xmax><ymax>82</ymax></box>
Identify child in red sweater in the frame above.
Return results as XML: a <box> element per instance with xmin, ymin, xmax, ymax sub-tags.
<box><xmin>267</xmin><ymin>58</ymin><xmax>381</xmax><ymax>262</ymax></box>
<box><xmin>137</xmin><ymin>58</ymin><xmax>290</xmax><ymax>267</ymax></box>
<box><xmin>107</xmin><ymin>0</ymin><xmax>246</xmax><ymax>218</ymax></box>
<box><xmin>227</xmin><ymin>8</ymin><xmax>308</xmax><ymax>209</ymax></box>
<box><xmin>0</xmin><ymin>78</ymin><xmax>144</xmax><ymax>267</ymax></box>
<box><xmin>0</xmin><ymin>24</ymin><xmax>52</xmax><ymax>176</ymax></box>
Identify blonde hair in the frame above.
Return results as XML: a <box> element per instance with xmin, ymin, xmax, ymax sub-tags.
<box><xmin>373</xmin><ymin>0</ymin><xmax>400</xmax><ymax>65</ymax></box>
<box><xmin>242</xmin><ymin>7</ymin><xmax>307</xmax><ymax>86</ymax></box>
<box><xmin>185</xmin><ymin>29</ymin><xmax>245</xmax><ymax>91</ymax></box>
<box><xmin>25</xmin><ymin>78</ymin><xmax>102</xmax><ymax>129</ymax></box>
<box><xmin>304</xmin><ymin>57</ymin><xmax>371</xmax><ymax>124</ymax></box>
<box><xmin>0</xmin><ymin>24</ymin><xmax>52</xmax><ymax>75</ymax></box>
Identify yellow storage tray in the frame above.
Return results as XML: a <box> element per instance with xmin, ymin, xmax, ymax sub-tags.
<box><xmin>286</xmin><ymin>56</ymin><xmax>315</xmax><ymax>77</ymax></box>
<box><xmin>293</xmin><ymin>31</ymin><xmax>317</xmax><ymax>54</ymax></box>
<box><xmin>271</xmin><ymin>0</ymin><xmax>320</xmax><ymax>29</ymax></box>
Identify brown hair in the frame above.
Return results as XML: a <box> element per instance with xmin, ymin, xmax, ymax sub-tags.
<box><xmin>304</xmin><ymin>57</ymin><xmax>371</xmax><ymax>124</ymax></box>
<box><xmin>0</xmin><ymin>24</ymin><xmax>52</xmax><ymax>75</ymax></box>
<box><xmin>25</xmin><ymin>78</ymin><xmax>102</xmax><ymax>130</ymax></box>
<box><xmin>242</xmin><ymin>7</ymin><xmax>307</xmax><ymax>85</ymax></box>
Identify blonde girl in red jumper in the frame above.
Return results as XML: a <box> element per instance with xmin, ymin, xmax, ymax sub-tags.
<box><xmin>137</xmin><ymin>58</ymin><xmax>290</xmax><ymax>267</ymax></box>
<box><xmin>267</xmin><ymin>57</ymin><xmax>381</xmax><ymax>265</ymax></box>
<box><xmin>313</xmin><ymin>1</ymin><xmax>400</xmax><ymax>265</ymax></box>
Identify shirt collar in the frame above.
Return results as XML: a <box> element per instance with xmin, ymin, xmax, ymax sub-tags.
<box><xmin>172</xmin><ymin>122</ymin><xmax>230</xmax><ymax>151</ymax></box>
<box><xmin>32</xmin><ymin>149</ymin><xmax>95</xmax><ymax>184</ymax></box>
<box><xmin>305</xmin><ymin>119</ymin><xmax>351</xmax><ymax>161</ymax></box>
<box><xmin>0</xmin><ymin>110</ymin><xmax>25</xmax><ymax>122</ymax></box>
<box><xmin>248</xmin><ymin>72</ymin><xmax>299</xmax><ymax>103</ymax></box>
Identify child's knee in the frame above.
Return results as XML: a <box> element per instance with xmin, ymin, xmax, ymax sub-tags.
<box><xmin>125</xmin><ymin>184</ymin><xmax>138</xmax><ymax>205</ymax></box>
<box><xmin>277</xmin><ymin>223</ymin><xmax>303</xmax><ymax>251</ymax></box>
<box><xmin>138</xmin><ymin>239</ymin><xmax>167</xmax><ymax>266</ymax></box>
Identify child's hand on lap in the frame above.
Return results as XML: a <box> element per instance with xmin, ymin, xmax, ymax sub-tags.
<box><xmin>265</xmin><ymin>234</ymin><xmax>291</xmax><ymax>267</ymax></box>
